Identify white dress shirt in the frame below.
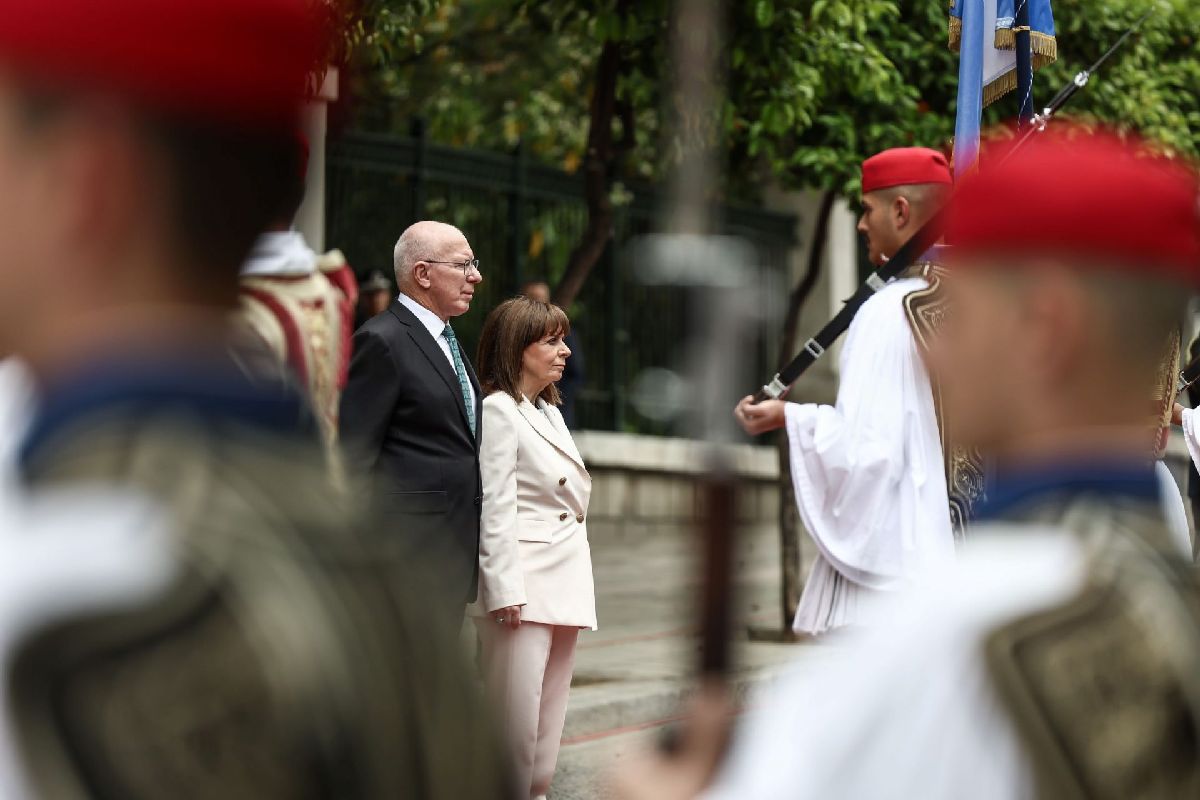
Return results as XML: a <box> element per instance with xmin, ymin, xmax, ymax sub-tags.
<box><xmin>398</xmin><ymin>293</ymin><xmax>476</xmax><ymax>411</ymax></box>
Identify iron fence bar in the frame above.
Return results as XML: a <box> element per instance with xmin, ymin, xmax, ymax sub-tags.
<box><xmin>410</xmin><ymin>117</ymin><xmax>428</xmax><ymax>216</ymax></box>
<box><xmin>510</xmin><ymin>142</ymin><xmax>528</xmax><ymax>291</ymax></box>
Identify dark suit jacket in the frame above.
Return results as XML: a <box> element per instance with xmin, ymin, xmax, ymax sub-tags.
<box><xmin>340</xmin><ymin>299</ymin><xmax>483</xmax><ymax>604</ymax></box>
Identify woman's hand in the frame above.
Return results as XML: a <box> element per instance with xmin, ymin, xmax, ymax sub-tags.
<box><xmin>1173</xmin><ymin>402</ymin><xmax>1185</xmax><ymax>427</ymax></box>
<box><xmin>493</xmin><ymin>605</ymin><xmax>522</xmax><ymax>629</ymax></box>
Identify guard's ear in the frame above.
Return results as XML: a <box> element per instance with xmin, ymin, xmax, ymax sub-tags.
<box><xmin>1024</xmin><ymin>264</ymin><xmax>1086</xmax><ymax>387</ymax></box>
<box><xmin>413</xmin><ymin>260</ymin><xmax>433</xmax><ymax>289</ymax></box>
<box><xmin>892</xmin><ymin>194</ymin><xmax>912</xmax><ymax>230</ymax></box>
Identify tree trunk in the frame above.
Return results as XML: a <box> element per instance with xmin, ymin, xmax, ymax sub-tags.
<box><xmin>551</xmin><ymin>4</ymin><xmax>629</xmax><ymax>310</ymax></box>
<box><xmin>777</xmin><ymin>189</ymin><xmax>836</xmax><ymax>632</ymax></box>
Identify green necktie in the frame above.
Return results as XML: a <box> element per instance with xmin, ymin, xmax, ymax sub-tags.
<box><xmin>442</xmin><ymin>324</ymin><xmax>476</xmax><ymax>436</ymax></box>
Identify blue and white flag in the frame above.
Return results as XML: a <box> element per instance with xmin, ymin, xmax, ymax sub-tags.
<box><xmin>949</xmin><ymin>0</ymin><xmax>1056</xmax><ymax>173</ymax></box>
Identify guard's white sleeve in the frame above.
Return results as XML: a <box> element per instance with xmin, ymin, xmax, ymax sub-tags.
<box><xmin>784</xmin><ymin>279</ymin><xmax>954</xmax><ymax>590</ymax></box>
<box><xmin>0</xmin><ymin>489</ymin><xmax>175</xmax><ymax>800</ymax></box>
<box><xmin>1153</xmin><ymin>460</ymin><xmax>1192</xmax><ymax>559</ymax></box>
<box><xmin>0</xmin><ymin>359</ymin><xmax>32</xmax><ymax>487</ymax></box>
<box><xmin>1182</xmin><ymin>408</ymin><xmax>1200</xmax><ymax>476</ymax></box>
<box><xmin>705</xmin><ymin>532</ymin><xmax>1086</xmax><ymax>800</ymax></box>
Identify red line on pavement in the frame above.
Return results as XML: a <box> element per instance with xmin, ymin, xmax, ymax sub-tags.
<box><xmin>561</xmin><ymin>714</ymin><xmax>684</xmax><ymax>746</ymax></box>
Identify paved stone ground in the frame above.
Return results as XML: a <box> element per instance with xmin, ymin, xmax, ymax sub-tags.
<box><xmin>543</xmin><ymin>517</ymin><xmax>826</xmax><ymax>800</ymax></box>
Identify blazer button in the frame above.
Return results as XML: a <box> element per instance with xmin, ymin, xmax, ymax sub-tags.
<box><xmin>559</xmin><ymin>512</ymin><xmax>569</xmax><ymax>522</ymax></box>
<box><xmin>576</xmin><ymin>514</ymin><xmax>585</xmax><ymax>523</ymax></box>
<box><xmin>558</xmin><ymin>477</ymin><xmax>567</xmax><ymax>486</ymax></box>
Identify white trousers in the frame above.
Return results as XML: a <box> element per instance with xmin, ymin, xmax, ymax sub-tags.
<box><xmin>475</xmin><ymin>620</ymin><xmax>579</xmax><ymax>800</ymax></box>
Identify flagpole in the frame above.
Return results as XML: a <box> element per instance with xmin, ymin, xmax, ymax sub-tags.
<box><xmin>1014</xmin><ymin>0</ymin><xmax>1035</xmax><ymax>124</ymax></box>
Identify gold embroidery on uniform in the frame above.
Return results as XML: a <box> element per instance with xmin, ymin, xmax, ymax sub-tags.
<box><xmin>903</xmin><ymin>263</ymin><xmax>985</xmax><ymax>538</ymax></box>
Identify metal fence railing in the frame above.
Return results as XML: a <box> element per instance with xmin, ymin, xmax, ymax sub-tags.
<box><xmin>326</xmin><ymin>124</ymin><xmax>799</xmax><ymax>434</ymax></box>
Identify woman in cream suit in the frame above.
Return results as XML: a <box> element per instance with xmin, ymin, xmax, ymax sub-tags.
<box><xmin>470</xmin><ymin>296</ymin><xmax>596</xmax><ymax>800</ymax></box>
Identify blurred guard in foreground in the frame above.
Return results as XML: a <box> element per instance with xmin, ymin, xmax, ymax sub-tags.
<box><xmin>618</xmin><ymin>129</ymin><xmax>1200</xmax><ymax>799</ymax></box>
<box><xmin>0</xmin><ymin>1</ymin><xmax>507</xmax><ymax>797</ymax></box>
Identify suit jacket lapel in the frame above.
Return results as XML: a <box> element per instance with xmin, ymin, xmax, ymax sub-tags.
<box><xmin>389</xmin><ymin>302</ymin><xmax>473</xmax><ymax>434</ymax></box>
<box><xmin>518</xmin><ymin>398</ymin><xmax>585</xmax><ymax>469</ymax></box>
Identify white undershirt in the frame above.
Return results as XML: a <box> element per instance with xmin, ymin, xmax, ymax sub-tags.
<box><xmin>398</xmin><ymin>293</ymin><xmax>476</xmax><ymax>410</ymax></box>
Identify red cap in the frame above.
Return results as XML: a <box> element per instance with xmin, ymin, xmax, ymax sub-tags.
<box><xmin>0</xmin><ymin>0</ymin><xmax>326</xmax><ymax>129</ymax></box>
<box><xmin>861</xmin><ymin>147</ymin><xmax>953</xmax><ymax>194</ymax></box>
<box><xmin>944</xmin><ymin>129</ymin><xmax>1200</xmax><ymax>284</ymax></box>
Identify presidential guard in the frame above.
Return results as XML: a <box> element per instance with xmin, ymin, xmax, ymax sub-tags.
<box><xmin>236</xmin><ymin>134</ymin><xmax>359</xmax><ymax>454</ymax></box>
<box><xmin>734</xmin><ymin>147</ymin><xmax>959</xmax><ymax>635</ymax></box>
<box><xmin>618</xmin><ymin>128</ymin><xmax>1200</xmax><ymax>800</ymax></box>
<box><xmin>0</xmin><ymin>1</ymin><xmax>509</xmax><ymax>797</ymax></box>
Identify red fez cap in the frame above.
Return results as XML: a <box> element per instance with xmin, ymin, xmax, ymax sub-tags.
<box><xmin>0</xmin><ymin>0</ymin><xmax>326</xmax><ymax>128</ymax></box>
<box><xmin>944</xmin><ymin>129</ymin><xmax>1200</xmax><ymax>284</ymax></box>
<box><xmin>861</xmin><ymin>147</ymin><xmax>953</xmax><ymax>194</ymax></box>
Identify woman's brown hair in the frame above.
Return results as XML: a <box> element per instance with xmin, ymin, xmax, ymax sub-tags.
<box><xmin>476</xmin><ymin>295</ymin><xmax>571</xmax><ymax>405</ymax></box>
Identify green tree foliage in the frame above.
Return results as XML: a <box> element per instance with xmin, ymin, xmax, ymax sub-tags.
<box><xmin>1043</xmin><ymin>0</ymin><xmax>1199</xmax><ymax>157</ymax></box>
<box><xmin>344</xmin><ymin>0</ymin><xmax>1198</xmax><ymax>202</ymax></box>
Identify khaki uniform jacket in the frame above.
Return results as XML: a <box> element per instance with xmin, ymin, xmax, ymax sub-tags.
<box><xmin>468</xmin><ymin>392</ymin><xmax>597</xmax><ymax>630</ymax></box>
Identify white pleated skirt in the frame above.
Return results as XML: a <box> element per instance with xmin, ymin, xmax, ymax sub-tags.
<box><xmin>792</xmin><ymin>554</ymin><xmax>875</xmax><ymax>636</ymax></box>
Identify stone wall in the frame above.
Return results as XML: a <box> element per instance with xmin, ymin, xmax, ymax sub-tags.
<box><xmin>574</xmin><ymin>431</ymin><xmax>781</xmax><ymax>527</ymax></box>
<box><xmin>575</xmin><ymin>429</ymin><xmax>1197</xmax><ymax>554</ymax></box>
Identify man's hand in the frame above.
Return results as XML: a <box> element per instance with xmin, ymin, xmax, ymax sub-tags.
<box><xmin>609</xmin><ymin>681</ymin><xmax>734</xmax><ymax>800</ymax></box>
<box><xmin>1173</xmin><ymin>402</ymin><xmax>1185</xmax><ymax>427</ymax></box>
<box><xmin>734</xmin><ymin>396</ymin><xmax>787</xmax><ymax>436</ymax></box>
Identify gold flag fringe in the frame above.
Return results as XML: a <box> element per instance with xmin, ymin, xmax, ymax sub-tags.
<box><xmin>946</xmin><ymin>16</ymin><xmax>1058</xmax><ymax>108</ymax></box>
<box><xmin>993</xmin><ymin>29</ymin><xmax>1058</xmax><ymax>65</ymax></box>
<box><xmin>948</xmin><ymin>17</ymin><xmax>1057</xmax><ymax>68</ymax></box>
<box><xmin>982</xmin><ymin>71</ymin><xmax>1018</xmax><ymax>107</ymax></box>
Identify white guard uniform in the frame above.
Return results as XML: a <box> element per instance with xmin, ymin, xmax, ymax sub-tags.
<box><xmin>1152</xmin><ymin>459</ymin><xmax>1191</xmax><ymax>558</ymax></box>
<box><xmin>0</xmin><ymin>489</ymin><xmax>173</xmax><ymax>800</ymax></box>
<box><xmin>708</xmin><ymin>480</ymin><xmax>1200</xmax><ymax>799</ymax></box>
<box><xmin>706</xmin><ymin>532</ymin><xmax>1074</xmax><ymax>799</ymax></box>
<box><xmin>0</xmin><ymin>359</ymin><xmax>32</xmax><ymax>488</ymax></box>
<box><xmin>784</xmin><ymin>277</ymin><xmax>955</xmax><ymax>634</ymax></box>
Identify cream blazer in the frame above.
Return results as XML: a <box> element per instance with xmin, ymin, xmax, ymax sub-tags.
<box><xmin>467</xmin><ymin>391</ymin><xmax>597</xmax><ymax>630</ymax></box>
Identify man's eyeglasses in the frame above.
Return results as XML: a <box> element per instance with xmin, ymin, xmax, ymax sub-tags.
<box><xmin>425</xmin><ymin>258</ymin><xmax>482</xmax><ymax>277</ymax></box>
